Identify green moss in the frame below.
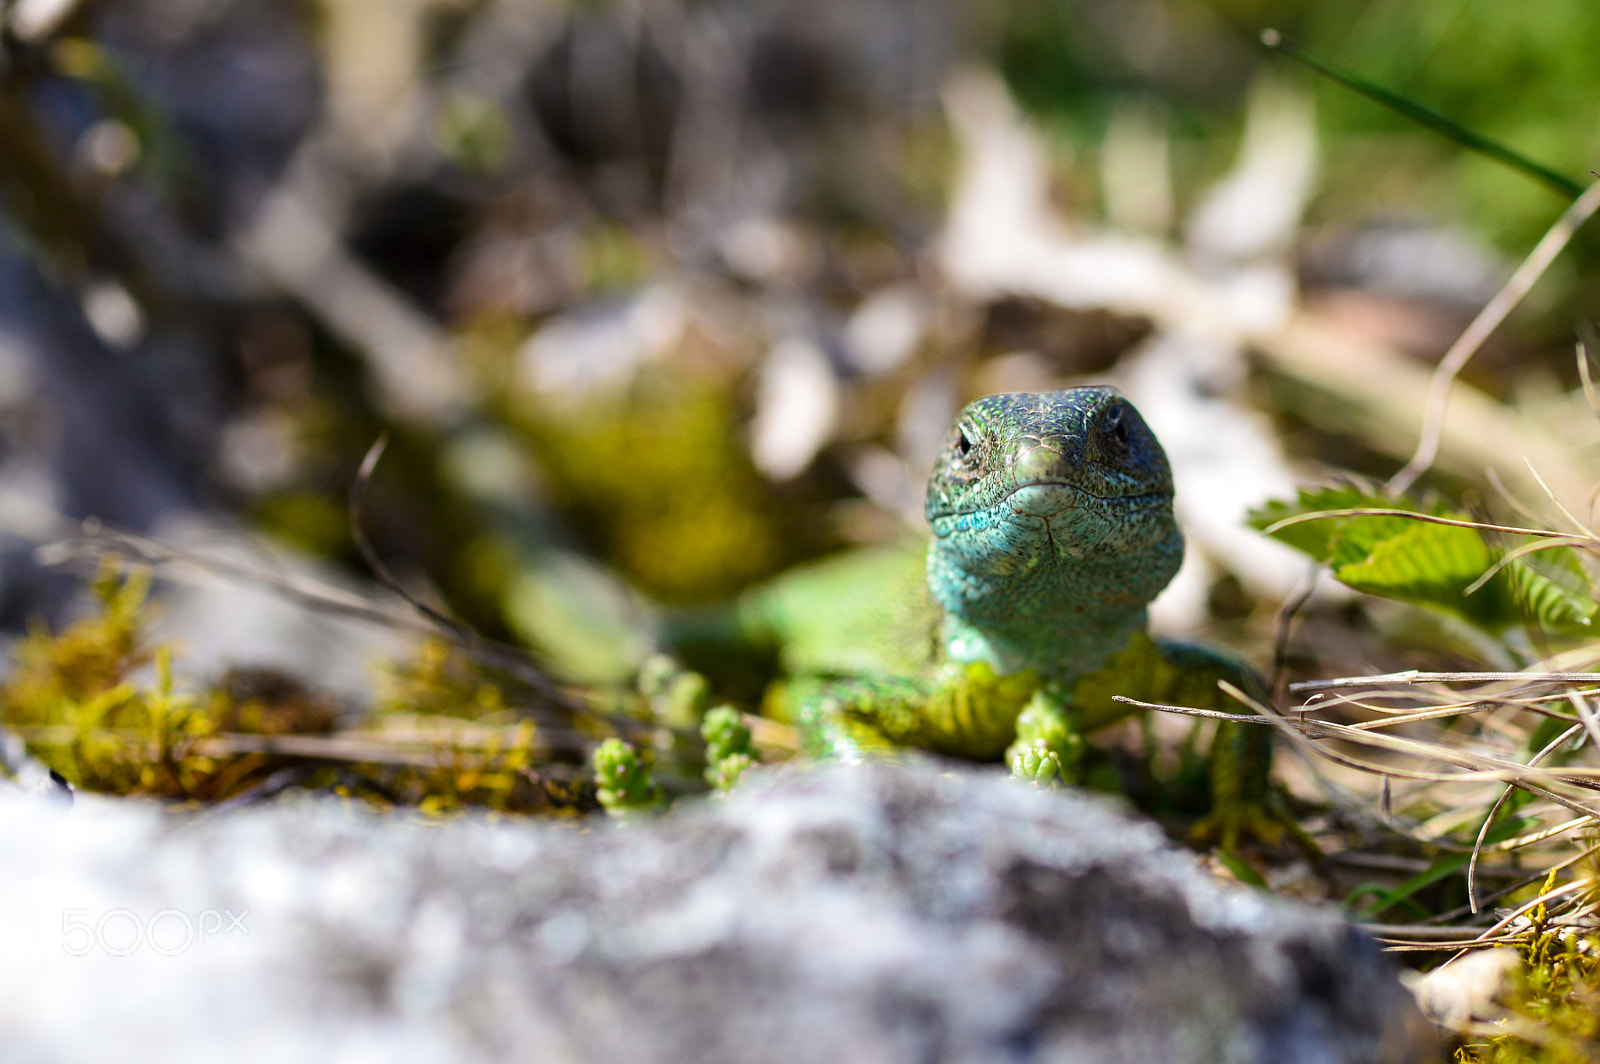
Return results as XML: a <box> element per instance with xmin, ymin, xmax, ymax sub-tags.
<box><xmin>356</xmin><ymin>636</ymin><xmax>600</xmax><ymax>816</ymax></box>
<box><xmin>0</xmin><ymin>563</ymin><xmax>223</xmax><ymax>798</ymax></box>
<box><xmin>0</xmin><ymin>566</ymin><xmax>588</xmax><ymax>814</ymax></box>
<box><xmin>513</xmin><ymin>373</ymin><xmax>805</xmax><ymax>604</ymax></box>
<box><xmin>1457</xmin><ymin>873</ymin><xmax>1600</xmax><ymax>1062</ymax></box>
<box><xmin>250</xmin><ymin>490</ymin><xmax>352</xmax><ymax>558</ymax></box>
<box><xmin>578</xmin><ymin>221</ymin><xmax>653</xmax><ymax>294</ymax></box>
<box><xmin>388</xmin><ymin>718</ymin><xmax>546</xmax><ymax>818</ymax></box>
<box><xmin>2</xmin><ymin>560</ymin><xmax>152</xmax><ymax>721</ymax></box>
<box><xmin>375</xmin><ymin>636</ymin><xmax>509</xmax><ymax>721</ymax></box>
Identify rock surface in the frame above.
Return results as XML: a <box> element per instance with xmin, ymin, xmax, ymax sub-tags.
<box><xmin>0</xmin><ymin>761</ymin><xmax>1431</xmax><ymax>1064</ymax></box>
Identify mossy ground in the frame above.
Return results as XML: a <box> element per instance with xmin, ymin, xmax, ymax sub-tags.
<box><xmin>0</xmin><ymin>561</ymin><xmax>591</xmax><ymax>815</ymax></box>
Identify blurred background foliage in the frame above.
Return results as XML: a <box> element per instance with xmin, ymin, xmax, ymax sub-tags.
<box><xmin>1001</xmin><ymin>0</ymin><xmax>1600</xmax><ymax>245</ymax></box>
<box><xmin>0</xmin><ymin>0</ymin><xmax>1598</xmax><ymax>692</ymax></box>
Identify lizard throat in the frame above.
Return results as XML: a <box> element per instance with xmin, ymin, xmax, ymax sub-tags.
<box><xmin>925</xmin><ymin>507</ymin><xmax>1184</xmax><ymax>682</ymax></box>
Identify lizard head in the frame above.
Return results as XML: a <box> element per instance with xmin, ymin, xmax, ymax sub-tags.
<box><xmin>923</xmin><ymin>387</ymin><xmax>1183</xmax><ymax>676</ymax></box>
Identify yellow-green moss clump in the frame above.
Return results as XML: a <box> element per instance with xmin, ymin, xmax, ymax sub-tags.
<box><xmin>0</xmin><ymin>563</ymin><xmax>224</xmax><ymax>798</ymax></box>
<box><xmin>363</xmin><ymin>635</ymin><xmax>580</xmax><ymax>816</ymax></box>
<box><xmin>0</xmin><ymin>563</ymin><xmax>587</xmax><ymax>814</ymax></box>
<box><xmin>1457</xmin><ymin>880</ymin><xmax>1600</xmax><ymax>1063</ymax></box>
<box><xmin>512</xmin><ymin>374</ymin><xmax>802</xmax><ymax>604</ymax></box>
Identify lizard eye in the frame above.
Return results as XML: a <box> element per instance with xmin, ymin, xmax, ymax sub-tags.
<box><xmin>955</xmin><ymin>427</ymin><xmax>973</xmax><ymax>459</ymax></box>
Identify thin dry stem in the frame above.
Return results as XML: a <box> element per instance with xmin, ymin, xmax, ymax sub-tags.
<box><xmin>1388</xmin><ymin>179</ymin><xmax>1600</xmax><ymax>495</ymax></box>
<box><xmin>1520</xmin><ymin>453</ymin><xmax>1593</xmax><ymax>538</ymax></box>
<box><xmin>1461</xmin><ymin>533</ymin><xmax>1600</xmax><ymax>596</ymax></box>
<box><xmin>1569</xmin><ymin>689</ymin><xmax>1600</xmax><ymax>752</ymax></box>
<box><xmin>1468</xmin><ymin>722</ymin><xmax>1585</xmax><ymax>913</ymax></box>
<box><xmin>1473</xmin><ymin>877</ymin><xmax>1588</xmax><ymax>942</ymax></box>
<box><xmin>1293</xmin><ymin>670</ymin><xmax>1600</xmax><ymax>692</ymax></box>
<box><xmin>1579</xmin><ymin>340</ymin><xmax>1600</xmax><ymax>424</ymax></box>
<box><xmin>1261</xmin><ymin>508</ymin><xmax>1570</xmax><ymax>541</ymax></box>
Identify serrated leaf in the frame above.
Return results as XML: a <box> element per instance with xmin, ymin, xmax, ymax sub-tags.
<box><xmin>1253</xmin><ymin>486</ymin><xmax>1596</xmax><ymax>634</ymax></box>
<box><xmin>1249</xmin><ymin>485</ymin><xmax>1382</xmax><ymax>562</ymax></box>
<box><xmin>1504</xmin><ymin>553</ymin><xmax>1596</xmax><ymax>631</ymax></box>
<box><xmin>1332</xmin><ymin>519</ymin><xmax>1499</xmax><ymax>626</ymax></box>
<box><xmin>1325</xmin><ymin>510</ymin><xmax>1430</xmax><ymax>574</ymax></box>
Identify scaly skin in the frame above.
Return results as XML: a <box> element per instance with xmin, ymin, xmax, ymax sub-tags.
<box><xmin>925</xmin><ymin>388</ymin><xmax>1182</xmax><ymax>681</ymax></box>
<box><xmin>738</xmin><ymin>387</ymin><xmax>1275</xmax><ymax>845</ymax></box>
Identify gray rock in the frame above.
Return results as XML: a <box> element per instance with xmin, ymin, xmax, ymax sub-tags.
<box><xmin>0</xmin><ymin>761</ymin><xmax>1432</xmax><ymax>1064</ymax></box>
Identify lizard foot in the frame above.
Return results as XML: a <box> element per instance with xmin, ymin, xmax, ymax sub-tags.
<box><xmin>1003</xmin><ymin>686</ymin><xmax>1086</xmax><ymax>787</ymax></box>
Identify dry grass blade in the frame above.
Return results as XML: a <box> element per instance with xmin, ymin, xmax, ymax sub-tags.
<box><xmin>1519</xmin><ymin>453</ymin><xmax>1595</xmax><ymax>539</ymax></box>
<box><xmin>1293</xmin><ymin>671</ymin><xmax>1600</xmax><ymax>692</ymax></box>
<box><xmin>44</xmin><ymin>518</ymin><xmax>617</xmax><ymax>726</ymax></box>
<box><xmin>1579</xmin><ymin>339</ymin><xmax>1600</xmax><ymax>424</ymax></box>
<box><xmin>1488</xmin><ymin>466</ymin><xmax>1579</xmax><ymax>539</ymax></box>
<box><xmin>1461</xmin><ymin>533</ymin><xmax>1598</xmax><ymax>596</ymax></box>
<box><xmin>1204</xmin><ymin>648</ymin><xmax>1600</xmax><ymax>956</ymax></box>
<box><xmin>1467</xmin><ymin>722</ymin><xmax>1585</xmax><ymax>913</ymax></box>
<box><xmin>349</xmin><ymin>434</ymin><xmax>461</xmax><ymax>637</ymax></box>
<box><xmin>1298</xmin><ymin>685</ymin><xmax>1600</xmax><ymax>725</ymax></box>
<box><xmin>1388</xmin><ymin>179</ymin><xmax>1600</xmax><ymax>495</ymax></box>
<box><xmin>1218</xmin><ymin>683</ymin><xmax>1600</xmax><ymax>837</ymax></box>
<box><xmin>1260</xmin><ymin>508</ymin><xmax>1570</xmax><ymax>540</ymax></box>
<box><xmin>36</xmin><ymin>520</ymin><xmax>426</xmax><ymax>634</ymax></box>
<box><xmin>347</xmin><ymin>436</ymin><xmax>592</xmax><ymax>715</ymax></box>
<box><xmin>1481</xmin><ymin>815</ymin><xmax>1592</xmax><ymax>855</ymax></box>
<box><xmin>1110</xmin><ymin>696</ymin><xmax>1271</xmax><ymax>724</ymax></box>
<box><xmin>1343</xmin><ymin>702</ymin><xmax>1512</xmax><ymax>731</ymax></box>
<box><xmin>1270</xmin><ymin>564</ymin><xmax>1320</xmax><ymax>699</ymax></box>
<box><xmin>1127</xmin><ymin>688</ymin><xmax>1600</xmax><ymax>805</ymax></box>
<box><xmin>1569</xmin><ymin>690</ymin><xmax>1600</xmax><ymax>752</ymax></box>
<box><xmin>10</xmin><ymin>721</ymin><xmax>595</xmax><ymax>764</ymax></box>
<box><xmin>1473</xmin><ymin>878</ymin><xmax>1589</xmax><ymax>943</ymax></box>
<box><xmin>1357</xmin><ymin>923</ymin><xmax>1502</xmax><ymax>941</ymax></box>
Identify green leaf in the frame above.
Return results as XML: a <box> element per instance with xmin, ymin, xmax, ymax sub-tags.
<box><xmin>1333</xmin><ymin>518</ymin><xmax>1498</xmax><ymax>626</ymax></box>
<box><xmin>1503</xmin><ymin>549</ymin><xmax>1597</xmax><ymax>631</ymax></box>
<box><xmin>1249</xmin><ymin>485</ymin><xmax>1374</xmax><ymax>561</ymax></box>
<box><xmin>1349</xmin><ymin>850</ymin><xmax>1469</xmax><ymax>921</ymax></box>
<box><xmin>1250</xmin><ymin>486</ymin><xmax>1595</xmax><ymax>633</ymax></box>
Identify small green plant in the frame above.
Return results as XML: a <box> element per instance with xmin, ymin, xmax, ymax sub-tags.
<box><xmin>700</xmin><ymin>705</ymin><xmax>756</xmax><ymax>791</ymax></box>
<box><xmin>1006</xmin><ymin>688</ymin><xmax>1083</xmax><ymax>786</ymax></box>
<box><xmin>592</xmin><ymin>737</ymin><xmax>664</xmax><ymax>816</ymax></box>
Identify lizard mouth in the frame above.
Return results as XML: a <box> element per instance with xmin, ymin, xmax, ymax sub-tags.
<box><xmin>1002</xmin><ymin>481</ymin><xmax>1171</xmax><ymax>518</ymax></box>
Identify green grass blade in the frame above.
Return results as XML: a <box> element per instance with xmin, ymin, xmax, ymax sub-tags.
<box><xmin>1260</xmin><ymin>29</ymin><xmax>1585</xmax><ymax>200</ymax></box>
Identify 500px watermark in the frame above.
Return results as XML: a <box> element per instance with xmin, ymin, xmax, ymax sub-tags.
<box><xmin>62</xmin><ymin>908</ymin><xmax>249</xmax><ymax>956</ymax></box>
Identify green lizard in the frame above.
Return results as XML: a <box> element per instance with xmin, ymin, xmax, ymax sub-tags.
<box><xmin>691</xmin><ymin>385</ymin><xmax>1276</xmax><ymax>843</ymax></box>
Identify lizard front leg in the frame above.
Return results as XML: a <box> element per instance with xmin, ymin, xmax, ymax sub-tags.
<box><xmin>1149</xmin><ymin>641</ymin><xmax>1284</xmax><ymax>851</ymax></box>
<box><xmin>1070</xmin><ymin>632</ymin><xmax>1287</xmax><ymax>849</ymax></box>
<box><xmin>783</xmin><ymin>663</ymin><xmax>1042</xmax><ymax>766</ymax></box>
